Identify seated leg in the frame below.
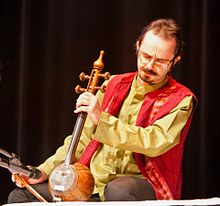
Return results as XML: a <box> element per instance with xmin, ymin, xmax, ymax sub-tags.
<box><xmin>104</xmin><ymin>176</ymin><xmax>156</xmax><ymax>201</ymax></box>
<box><xmin>7</xmin><ymin>183</ymin><xmax>52</xmax><ymax>203</ymax></box>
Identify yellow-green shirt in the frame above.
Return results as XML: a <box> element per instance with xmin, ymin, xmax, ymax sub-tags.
<box><xmin>38</xmin><ymin>75</ymin><xmax>193</xmax><ymax>200</ymax></box>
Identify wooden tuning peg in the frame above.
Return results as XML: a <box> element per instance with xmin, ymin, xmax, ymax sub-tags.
<box><xmin>75</xmin><ymin>85</ymin><xmax>86</xmax><ymax>94</ymax></box>
<box><xmin>79</xmin><ymin>72</ymin><xmax>90</xmax><ymax>81</ymax></box>
<box><xmin>99</xmin><ymin>72</ymin><xmax>110</xmax><ymax>80</ymax></box>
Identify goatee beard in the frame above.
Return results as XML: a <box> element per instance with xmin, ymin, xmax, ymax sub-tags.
<box><xmin>138</xmin><ymin>74</ymin><xmax>154</xmax><ymax>85</ymax></box>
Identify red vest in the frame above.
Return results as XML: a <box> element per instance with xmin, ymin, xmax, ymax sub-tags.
<box><xmin>79</xmin><ymin>72</ymin><xmax>197</xmax><ymax>200</ymax></box>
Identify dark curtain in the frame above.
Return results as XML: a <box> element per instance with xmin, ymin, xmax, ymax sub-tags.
<box><xmin>0</xmin><ymin>0</ymin><xmax>219</xmax><ymax>204</ymax></box>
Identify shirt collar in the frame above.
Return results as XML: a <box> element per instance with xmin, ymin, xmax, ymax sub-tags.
<box><xmin>132</xmin><ymin>74</ymin><xmax>169</xmax><ymax>96</ymax></box>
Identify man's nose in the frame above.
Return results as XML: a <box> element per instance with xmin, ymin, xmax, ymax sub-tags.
<box><xmin>144</xmin><ymin>59</ymin><xmax>155</xmax><ymax>70</ymax></box>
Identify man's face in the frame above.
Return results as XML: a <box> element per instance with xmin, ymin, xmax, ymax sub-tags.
<box><xmin>137</xmin><ymin>30</ymin><xmax>178</xmax><ymax>85</ymax></box>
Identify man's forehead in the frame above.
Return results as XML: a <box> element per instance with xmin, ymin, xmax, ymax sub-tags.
<box><xmin>140</xmin><ymin>31</ymin><xmax>176</xmax><ymax>57</ymax></box>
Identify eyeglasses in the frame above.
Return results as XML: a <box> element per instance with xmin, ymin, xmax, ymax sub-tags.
<box><xmin>138</xmin><ymin>50</ymin><xmax>175</xmax><ymax>69</ymax></box>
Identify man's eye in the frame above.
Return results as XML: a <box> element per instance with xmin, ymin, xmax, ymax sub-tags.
<box><xmin>143</xmin><ymin>55</ymin><xmax>151</xmax><ymax>59</ymax></box>
<box><xmin>157</xmin><ymin>59</ymin><xmax>169</xmax><ymax>64</ymax></box>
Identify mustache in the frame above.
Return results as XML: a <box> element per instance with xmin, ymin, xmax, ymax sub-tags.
<box><xmin>140</xmin><ymin>67</ymin><xmax>157</xmax><ymax>76</ymax></box>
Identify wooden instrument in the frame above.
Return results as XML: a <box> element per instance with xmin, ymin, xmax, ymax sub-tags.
<box><xmin>48</xmin><ymin>51</ymin><xmax>110</xmax><ymax>202</ymax></box>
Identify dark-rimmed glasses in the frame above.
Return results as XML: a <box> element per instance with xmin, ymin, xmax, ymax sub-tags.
<box><xmin>138</xmin><ymin>50</ymin><xmax>175</xmax><ymax>69</ymax></box>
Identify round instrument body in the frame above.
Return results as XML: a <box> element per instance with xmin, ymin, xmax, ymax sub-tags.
<box><xmin>49</xmin><ymin>162</ymin><xmax>94</xmax><ymax>201</ymax></box>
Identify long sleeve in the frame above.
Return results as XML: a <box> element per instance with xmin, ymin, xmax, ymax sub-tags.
<box><xmin>37</xmin><ymin>135</ymin><xmax>72</xmax><ymax>176</ymax></box>
<box><xmin>93</xmin><ymin>95</ymin><xmax>193</xmax><ymax>157</ymax></box>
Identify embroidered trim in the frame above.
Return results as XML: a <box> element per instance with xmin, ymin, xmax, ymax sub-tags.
<box><xmin>145</xmin><ymin>85</ymin><xmax>176</xmax><ymax>199</ymax></box>
<box><xmin>146</xmin><ymin>161</ymin><xmax>173</xmax><ymax>199</ymax></box>
<box><xmin>148</xmin><ymin>86</ymin><xmax>176</xmax><ymax>124</ymax></box>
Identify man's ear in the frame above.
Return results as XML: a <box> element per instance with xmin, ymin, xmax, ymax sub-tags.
<box><xmin>170</xmin><ymin>56</ymin><xmax>181</xmax><ymax>72</ymax></box>
<box><xmin>173</xmin><ymin>55</ymin><xmax>181</xmax><ymax>65</ymax></box>
<box><xmin>136</xmin><ymin>41</ymin><xmax>140</xmax><ymax>54</ymax></box>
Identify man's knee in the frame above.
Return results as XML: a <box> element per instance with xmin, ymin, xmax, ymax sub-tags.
<box><xmin>8</xmin><ymin>183</ymin><xmax>53</xmax><ymax>203</ymax></box>
<box><xmin>8</xmin><ymin>188</ymin><xmax>32</xmax><ymax>203</ymax></box>
<box><xmin>104</xmin><ymin>176</ymin><xmax>140</xmax><ymax>201</ymax></box>
<box><xmin>104</xmin><ymin>176</ymin><xmax>156</xmax><ymax>201</ymax></box>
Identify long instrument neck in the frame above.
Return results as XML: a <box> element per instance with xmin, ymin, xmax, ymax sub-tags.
<box><xmin>64</xmin><ymin>50</ymin><xmax>106</xmax><ymax>166</ymax></box>
<box><xmin>64</xmin><ymin>112</ymin><xmax>87</xmax><ymax>166</ymax></box>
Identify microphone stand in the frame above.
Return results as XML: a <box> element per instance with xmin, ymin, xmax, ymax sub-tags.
<box><xmin>0</xmin><ymin>147</ymin><xmax>47</xmax><ymax>202</ymax></box>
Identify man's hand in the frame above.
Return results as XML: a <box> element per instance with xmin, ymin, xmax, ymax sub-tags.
<box><xmin>11</xmin><ymin>168</ymin><xmax>48</xmax><ymax>188</ymax></box>
<box><xmin>74</xmin><ymin>92</ymin><xmax>101</xmax><ymax>125</ymax></box>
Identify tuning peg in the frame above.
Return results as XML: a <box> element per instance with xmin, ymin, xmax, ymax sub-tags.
<box><xmin>79</xmin><ymin>72</ymin><xmax>90</xmax><ymax>81</ymax></box>
<box><xmin>99</xmin><ymin>72</ymin><xmax>110</xmax><ymax>80</ymax></box>
<box><xmin>75</xmin><ymin>85</ymin><xmax>86</xmax><ymax>94</ymax></box>
<box><xmin>90</xmin><ymin>85</ymin><xmax>106</xmax><ymax>93</ymax></box>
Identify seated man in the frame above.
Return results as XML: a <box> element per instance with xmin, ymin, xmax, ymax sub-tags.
<box><xmin>8</xmin><ymin>18</ymin><xmax>197</xmax><ymax>203</ymax></box>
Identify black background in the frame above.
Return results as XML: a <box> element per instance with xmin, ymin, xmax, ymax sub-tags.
<box><xmin>0</xmin><ymin>0</ymin><xmax>219</xmax><ymax>204</ymax></box>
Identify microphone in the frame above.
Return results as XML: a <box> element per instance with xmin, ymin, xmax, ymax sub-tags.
<box><xmin>0</xmin><ymin>157</ymin><xmax>42</xmax><ymax>179</ymax></box>
<box><xmin>0</xmin><ymin>148</ymin><xmax>42</xmax><ymax>179</ymax></box>
<box><xmin>12</xmin><ymin>165</ymin><xmax>43</xmax><ymax>179</ymax></box>
<box><xmin>24</xmin><ymin>166</ymin><xmax>42</xmax><ymax>179</ymax></box>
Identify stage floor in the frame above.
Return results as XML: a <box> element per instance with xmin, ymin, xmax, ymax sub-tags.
<box><xmin>3</xmin><ymin>197</ymin><xmax>220</xmax><ymax>206</ymax></box>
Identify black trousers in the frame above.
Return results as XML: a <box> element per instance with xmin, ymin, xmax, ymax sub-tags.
<box><xmin>7</xmin><ymin>176</ymin><xmax>156</xmax><ymax>203</ymax></box>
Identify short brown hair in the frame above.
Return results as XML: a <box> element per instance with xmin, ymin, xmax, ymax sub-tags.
<box><xmin>137</xmin><ymin>18</ymin><xmax>184</xmax><ymax>57</ymax></box>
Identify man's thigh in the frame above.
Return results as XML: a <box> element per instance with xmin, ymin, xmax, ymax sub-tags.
<box><xmin>8</xmin><ymin>183</ymin><xmax>52</xmax><ymax>203</ymax></box>
<box><xmin>104</xmin><ymin>176</ymin><xmax>156</xmax><ymax>201</ymax></box>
